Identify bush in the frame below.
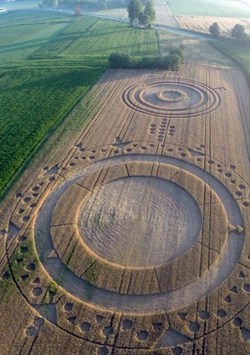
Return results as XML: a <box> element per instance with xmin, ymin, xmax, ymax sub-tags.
<box><xmin>169</xmin><ymin>48</ymin><xmax>183</xmax><ymax>57</ymax></box>
<box><xmin>109</xmin><ymin>48</ymin><xmax>184</xmax><ymax>71</ymax></box>
<box><xmin>168</xmin><ymin>49</ymin><xmax>184</xmax><ymax>70</ymax></box>
<box><xmin>108</xmin><ymin>52</ymin><xmax>133</xmax><ymax>68</ymax></box>
<box><xmin>138</xmin><ymin>56</ymin><xmax>157</xmax><ymax>68</ymax></box>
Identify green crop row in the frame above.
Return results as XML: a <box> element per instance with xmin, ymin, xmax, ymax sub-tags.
<box><xmin>58</xmin><ymin>16</ymin><xmax>98</xmax><ymax>35</ymax></box>
<box><xmin>0</xmin><ymin>14</ymin><xmax>71</xmax><ymax>63</ymax></box>
<box><xmin>30</xmin><ymin>18</ymin><xmax>159</xmax><ymax>63</ymax></box>
<box><xmin>0</xmin><ymin>67</ymin><xmax>103</xmax><ymax>196</ymax></box>
<box><xmin>0</xmin><ymin>11</ymin><xmax>159</xmax><ymax>200</ymax></box>
<box><xmin>0</xmin><ymin>9</ymin><xmax>68</xmax><ymax>27</ymax></box>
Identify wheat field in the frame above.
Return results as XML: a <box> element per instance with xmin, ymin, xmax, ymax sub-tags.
<box><xmin>0</xmin><ymin>63</ymin><xmax>250</xmax><ymax>354</ymax></box>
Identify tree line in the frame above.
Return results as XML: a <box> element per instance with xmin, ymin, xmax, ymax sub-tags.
<box><xmin>209</xmin><ymin>22</ymin><xmax>248</xmax><ymax>42</ymax></box>
<box><xmin>127</xmin><ymin>0</ymin><xmax>156</xmax><ymax>27</ymax></box>
<box><xmin>109</xmin><ymin>48</ymin><xmax>184</xmax><ymax>70</ymax></box>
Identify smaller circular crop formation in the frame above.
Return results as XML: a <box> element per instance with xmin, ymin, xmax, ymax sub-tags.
<box><xmin>123</xmin><ymin>79</ymin><xmax>221</xmax><ymax>117</ymax></box>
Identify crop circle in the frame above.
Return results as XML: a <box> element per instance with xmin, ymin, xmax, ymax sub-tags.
<box><xmin>78</xmin><ymin>176</ymin><xmax>202</xmax><ymax>267</ymax></box>
<box><xmin>30</xmin><ymin>152</ymin><xmax>243</xmax><ymax>305</ymax></box>
<box><xmin>6</xmin><ymin>142</ymin><xmax>250</xmax><ymax>352</ymax></box>
<box><xmin>123</xmin><ymin>79</ymin><xmax>221</xmax><ymax>117</ymax></box>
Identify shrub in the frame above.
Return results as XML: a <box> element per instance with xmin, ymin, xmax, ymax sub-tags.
<box><xmin>138</xmin><ymin>56</ymin><xmax>157</xmax><ymax>68</ymax></box>
<box><xmin>109</xmin><ymin>48</ymin><xmax>183</xmax><ymax>71</ymax></box>
<box><xmin>109</xmin><ymin>52</ymin><xmax>133</xmax><ymax>68</ymax></box>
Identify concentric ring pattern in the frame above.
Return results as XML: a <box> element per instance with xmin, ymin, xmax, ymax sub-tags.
<box><xmin>122</xmin><ymin>79</ymin><xmax>221</xmax><ymax>117</ymax></box>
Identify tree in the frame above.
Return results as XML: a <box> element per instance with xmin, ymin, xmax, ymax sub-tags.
<box><xmin>168</xmin><ymin>48</ymin><xmax>184</xmax><ymax>70</ymax></box>
<box><xmin>138</xmin><ymin>12</ymin><xmax>150</xmax><ymax>26</ymax></box>
<box><xmin>127</xmin><ymin>0</ymin><xmax>143</xmax><ymax>24</ymax></box>
<box><xmin>109</xmin><ymin>52</ymin><xmax>132</xmax><ymax>68</ymax></box>
<box><xmin>127</xmin><ymin>0</ymin><xmax>155</xmax><ymax>26</ymax></box>
<box><xmin>168</xmin><ymin>52</ymin><xmax>182</xmax><ymax>70</ymax></box>
<box><xmin>209</xmin><ymin>22</ymin><xmax>220</xmax><ymax>37</ymax></box>
<box><xmin>232</xmin><ymin>24</ymin><xmax>247</xmax><ymax>41</ymax></box>
<box><xmin>144</xmin><ymin>0</ymin><xmax>156</xmax><ymax>23</ymax></box>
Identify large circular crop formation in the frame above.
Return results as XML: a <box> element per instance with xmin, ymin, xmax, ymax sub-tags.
<box><xmin>7</xmin><ymin>141</ymin><xmax>250</xmax><ymax>353</ymax></box>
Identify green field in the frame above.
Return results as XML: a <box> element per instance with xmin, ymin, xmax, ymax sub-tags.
<box><xmin>29</xmin><ymin>17</ymin><xmax>158</xmax><ymax>64</ymax></box>
<box><xmin>0</xmin><ymin>10</ymin><xmax>159</xmax><ymax>200</ymax></box>
<box><xmin>169</xmin><ymin>0</ymin><xmax>250</xmax><ymax>17</ymax></box>
<box><xmin>0</xmin><ymin>10</ymin><xmax>72</xmax><ymax>63</ymax></box>
<box><xmin>211</xmin><ymin>40</ymin><xmax>250</xmax><ymax>83</ymax></box>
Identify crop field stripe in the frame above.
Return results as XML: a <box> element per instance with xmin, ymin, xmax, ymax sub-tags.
<box><xmin>56</xmin><ymin>81</ymin><xmax>114</xmax><ymax>168</ymax></box>
<box><xmin>29</xmin><ymin>17</ymin><xmax>98</xmax><ymax>59</ymax></box>
<box><xmin>0</xmin><ymin>13</ymin><xmax>73</xmax><ymax>63</ymax></box>
<box><xmin>67</xmin><ymin>73</ymin><xmax>127</xmax><ymax>151</ymax></box>
<box><xmin>35</xmin><ymin>19</ymin><xmax>159</xmax><ymax>60</ymax></box>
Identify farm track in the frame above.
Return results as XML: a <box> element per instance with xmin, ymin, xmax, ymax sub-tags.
<box><xmin>90</xmin><ymin>11</ymin><xmax>210</xmax><ymax>40</ymax></box>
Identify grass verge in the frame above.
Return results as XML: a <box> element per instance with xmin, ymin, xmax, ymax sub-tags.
<box><xmin>211</xmin><ymin>39</ymin><xmax>250</xmax><ymax>85</ymax></box>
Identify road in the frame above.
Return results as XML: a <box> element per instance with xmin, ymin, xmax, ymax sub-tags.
<box><xmin>89</xmin><ymin>12</ymin><xmax>210</xmax><ymax>40</ymax></box>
